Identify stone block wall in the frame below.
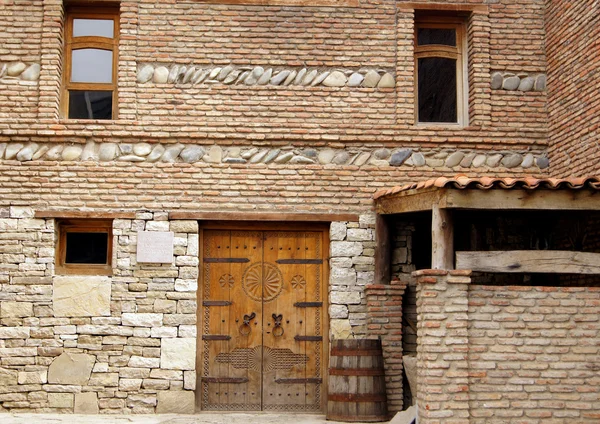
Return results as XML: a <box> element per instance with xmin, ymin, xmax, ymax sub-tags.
<box><xmin>415</xmin><ymin>270</ymin><xmax>600</xmax><ymax>424</ymax></box>
<box><xmin>0</xmin><ymin>211</ymin><xmax>199</xmax><ymax>413</ymax></box>
<box><xmin>329</xmin><ymin>213</ymin><xmax>376</xmax><ymax>339</ymax></box>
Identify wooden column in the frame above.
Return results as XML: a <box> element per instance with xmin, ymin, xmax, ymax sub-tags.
<box><xmin>374</xmin><ymin>214</ymin><xmax>391</xmax><ymax>284</ymax></box>
<box><xmin>431</xmin><ymin>205</ymin><xmax>454</xmax><ymax>269</ymax></box>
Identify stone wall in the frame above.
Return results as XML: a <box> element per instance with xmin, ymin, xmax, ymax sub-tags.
<box><xmin>329</xmin><ymin>214</ymin><xmax>376</xmax><ymax>339</ymax></box>
<box><xmin>415</xmin><ymin>270</ymin><xmax>600</xmax><ymax>424</ymax></box>
<box><xmin>0</xmin><ymin>211</ymin><xmax>198</xmax><ymax>413</ymax></box>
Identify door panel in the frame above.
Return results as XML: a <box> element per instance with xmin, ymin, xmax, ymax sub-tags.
<box><xmin>201</xmin><ymin>229</ymin><xmax>324</xmax><ymax>412</ymax></box>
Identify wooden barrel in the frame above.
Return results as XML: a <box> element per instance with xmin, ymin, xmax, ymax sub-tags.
<box><xmin>326</xmin><ymin>339</ymin><xmax>388</xmax><ymax>422</ymax></box>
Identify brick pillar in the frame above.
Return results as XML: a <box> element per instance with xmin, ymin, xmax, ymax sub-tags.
<box><xmin>414</xmin><ymin>270</ymin><xmax>471</xmax><ymax>424</ymax></box>
<box><xmin>365</xmin><ymin>278</ymin><xmax>407</xmax><ymax>414</ymax></box>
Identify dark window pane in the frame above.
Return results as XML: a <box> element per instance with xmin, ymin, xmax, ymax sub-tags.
<box><xmin>418</xmin><ymin>57</ymin><xmax>457</xmax><ymax>123</ymax></box>
<box><xmin>65</xmin><ymin>232</ymin><xmax>108</xmax><ymax>264</ymax></box>
<box><xmin>69</xmin><ymin>91</ymin><xmax>112</xmax><ymax>119</ymax></box>
<box><xmin>73</xmin><ymin>19</ymin><xmax>114</xmax><ymax>38</ymax></box>
<box><xmin>417</xmin><ymin>28</ymin><xmax>456</xmax><ymax>46</ymax></box>
<box><xmin>71</xmin><ymin>48</ymin><xmax>113</xmax><ymax>83</ymax></box>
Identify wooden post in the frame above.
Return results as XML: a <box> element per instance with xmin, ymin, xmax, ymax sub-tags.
<box><xmin>431</xmin><ymin>205</ymin><xmax>454</xmax><ymax>269</ymax></box>
<box><xmin>374</xmin><ymin>214</ymin><xmax>391</xmax><ymax>284</ymax></box>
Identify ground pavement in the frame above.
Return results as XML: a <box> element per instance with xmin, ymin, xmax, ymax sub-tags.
<box><xmin>0</xmin><ymin>413</ymin><xmax>393</xmax><ymax>424</ymax></box>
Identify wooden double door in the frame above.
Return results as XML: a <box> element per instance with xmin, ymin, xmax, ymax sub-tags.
<box><xmin>199</xmin><ymin>229</ymin><xmax>326</xmax><ymax>412</ymax></box>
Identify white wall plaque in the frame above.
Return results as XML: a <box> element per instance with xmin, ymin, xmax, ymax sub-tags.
<box><xmin>137</xmin><ymin>231</ymin><xmax>174</xmax><ymax>263</ymax></box>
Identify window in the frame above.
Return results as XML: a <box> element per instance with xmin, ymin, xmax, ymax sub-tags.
<box><xmin>415</xmin><ymin>19</ymin><xmax>466</xmax><ymax>125</ymax></box>
<box><xmin>56</xmin><ymin>219</ymin><xmax>112</xmax><ymax>275</ymax></box>
<box><xmin>63</xmin><ymin>7</ymin><xmax>119</xmax><ymax>120</ymax></box>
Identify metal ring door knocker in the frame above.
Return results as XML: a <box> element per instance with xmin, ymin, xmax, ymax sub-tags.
<box><xmin>239</xmin><ymin>312</ymin><xmax>256</xmax><ymax>336</ymax></box>
<box><xmin>272</xmin><ymin>313</ymin><xmax>284</xmax><ymax>337</ymax></box>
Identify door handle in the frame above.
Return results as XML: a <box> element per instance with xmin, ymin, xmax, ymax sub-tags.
<box><xmin>272</xmin><ymin>313</ymin><xmax>284</xmax><ymax>337</ymax></box>
<box><xmin>239</xmin><ymin>312</ymin><xmax>256</xmax><ymax>336</ymax></box>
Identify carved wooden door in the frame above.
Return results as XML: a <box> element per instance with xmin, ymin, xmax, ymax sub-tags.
<box><xmin>200</xmin><ymin>230</ymin><xmax>325</xmax><ymax>412</ymax></box>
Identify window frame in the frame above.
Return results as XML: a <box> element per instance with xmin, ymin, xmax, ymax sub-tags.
<box><xmin>56</xmin><ymin>219</ymin><xmax>113</xmax><ymax>276</ymax></box>
<box><xmin>414</xmin><ymin>18</ymin><xmax>468</xmax><ymax>127</ymax></box>
<box><xmin>62</xmin><ymin>6</ymin><xmax>119</xmax><ymax>120</ymax></box>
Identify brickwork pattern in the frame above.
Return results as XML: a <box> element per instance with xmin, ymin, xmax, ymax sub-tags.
<box><xmin>0</xmin><ymin>1</ymin><xmax>548</xmax><ymax>153</ymax></box>
<box><xmin>415</xmin><ymin>270</ymin><xmax>471</xmax><ymax>424</ymax></box>
<box><xmin>469</xmin><ymin>285</ymin><xmax>600</xmax><ymax>423</ymax></box>
<box><xmin>546</xmin><ymin>0</ymin><xmax>600</xmax><ymax>177</ymax></box>
<box><xmin>365</xmin><ymin>279</ymin><xmax>407</xmax><ymax>414</ymax></box>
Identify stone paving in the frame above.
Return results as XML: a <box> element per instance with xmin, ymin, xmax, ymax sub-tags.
<box><xmin>0</xmin><ymin>413</ymin><xmax>392</xmax><ymax>424</ymax></box>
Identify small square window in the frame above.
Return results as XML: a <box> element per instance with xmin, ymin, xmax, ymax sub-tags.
<box><xmin>56</xmin><ymin>219</ymin><xmax>112</xmax><ymax>275</ymax></box>
<box><xmin>415</xmin><ymin>18</ymin><xmax>467</xmax><ymax>126</ymax></box>
<box><xmin>62</xmin><ymin>7</ymin><xmax>119</xmax><ymax>120</ymax></box>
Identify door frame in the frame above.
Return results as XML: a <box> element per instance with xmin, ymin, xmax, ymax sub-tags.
<box><xmin>195</xmin><ymin>221</ymin><xmax>330</xmax><ymax>412</ymax></box>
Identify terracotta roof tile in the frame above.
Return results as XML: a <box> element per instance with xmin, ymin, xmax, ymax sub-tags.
<box><xmin>373</xmin><ymin>175</ymin><xmax>600</xmax><ymax>200</ymax></box>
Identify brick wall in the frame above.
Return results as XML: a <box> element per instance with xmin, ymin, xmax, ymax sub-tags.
<box><xmin>0</xmin><ymin>0</ymin><xmax>550</xmax><ymax>156</ymax></box>
<box><xmin>469</xmin><ymin>285</ymin><xmax>600</xmax><ymax>422</ymax></box>
<box><xmin>546</xmin><ymin>0</ymin><xmax>600</xmax><ymax>177</ymax></box>
<box><xmin>415</xmin><ymin>270</ymin><xmax>600</xmax><ymax>424</ymax></box>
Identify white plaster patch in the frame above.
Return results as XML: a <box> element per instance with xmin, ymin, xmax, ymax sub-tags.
<box><xmin>137</xmin><ymin>231</ymin><xmax>174</xmax><ymax>263</ymax></box>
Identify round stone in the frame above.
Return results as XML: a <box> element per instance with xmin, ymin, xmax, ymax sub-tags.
<box><xmin>99</xmin><ymin>143</ymin><xmax>118</xmax><ymax>161</ymax></box>
<box><xmin>472</xmin><ymin>154</ymin><xmax>487</xmax><ymax>168</ymax></box>
<box><xmin>348</xmin><ymin>72</ymin><xmax>364</xmax><ymax>87</ymax></box>
<box><xmin>182</xmin><ymin>67</ymin><xmax>196</xmax><ymax>84</ymax></box>
<box><xmin>217</xmin><ymin>65</ymin><xmax>234</xmax><ymax>81</ymax></box>
<box><xmin>81</xmin><ymin>142</ymin><xmax>98</xmax><ymax>161</ymax></box>
<box><xmin>21</xmin><ymin>64</ymin><xmax>40</xmax><ymax>81</ymax></box>
<box><xmin>167</xmin><ymin>65</ymin><xmax>180</xmax><ymax>83</ymax></box>
<box><xmin>180</xmin><ymin>145</ymin><xmax>205</xmax><ymax>163</ymax></box>
<box><xmin>62</xmin><ymin>146</ymin><xmax>83</xmax><ymax>161</ymax></box>
<box><xmin>118</xmin><ymin>155</ymin><xmax>145</xmax><ymax>162</ymax></box>
<box><xmin>411</xmin><ymin>152</ymin><xmax>426</xmax><ymax>166</ymax></box>
<box><xmin>263</xmin><ymin>149</ymin><xmax>281</xmax><ymax>163</ymax></box>
<box><xmin>518</xmin><ymin>77</ymin><xmax>535</xmax><ymax>92</ymax></box>
<box><xmin>257</xmin><ymin>68</ymin><xmax>273</xmax><ymax>85</ymax></box>
<box><xmin>460</xmin><ymin>153</ymin><xmax>476</xmax><ymax>168</ymax></box>
<box><xmin>362</xmin><ymin>70</ymin><xmax>381</xmax><ymax>88</ymax></box>
<box><xmin>445</xmin><ymin>152</ymin><xmax>465</xmax><ymax>168</ymax></box>
<box><xmin>521</xmin><ymin>153</ymin><xmax>534</xmax><ymax>168</ymax></box>
<box><xmin>536</xmin><ymin>156</ymin><xmax>550</xmax><ymax>169</ymax></box>
<box><xmin>301</xmin><ymin>69</ymin><xmax>318</xmax><ymax>86</ymax></box>
<box><xmin>332</xmin><ymin>152</ymin><xmax>350</xmax><ymax>165</ymax></box>
<box><xmin>318</xmin><ymin>149</ymin><xmax>336</xmax><ymax>164</ymax></box>
<box><xmin>133</xmin><ymin>143</ymin><xmax>152</xmax><ymax>157</ymax></box>
<box><xmin>137</xmin><ymin>65</ymin><xmax>154</xmax><ymax>83</ymax></box>
<box><xmin>160</xmin><ymin>145</ymin><xmax>184</xmax><ymax>162</ymax></box>
<box><xmin>311</xmin><ymin>71</ymin><xmax>330</xmax><ymax>86</ymax></box>
<box><xmin>45</xmin><ymin>145</ymin><xmax>63</xmax><ymax>161</ymax></box>
<box><xmin>289</xmin><ymin>156</ymin><xmax>315</xmax><ymax>164</ymax></box>
<box><xmin>223</xmin><ymin>69</ymin><xmax>241</xmax><ymax>84</ymax></box>
<box><xmin>244</xmin><ymin>67</ymin><xmax>264</xmax><ymax>85</ymax></box>
<box><xmin>5</xmin><ymin>143</ymin><xmax>24</xmax><ymax>160</ymax></box>
<box><xmin>270</xmin><ymin>70</ymin><xmax>291</xmax><ymax>86</ymax></box>
<box><xmin>535</xmin><ymin>74</ymin><xmax>547</xmax><ymax>91</ymax></box>
<box><xmin>486</xmin><ymin>154</ymin><xmax>503</xmax><ymax>167</ymax></box>
<box><xmin>293</xmin><ymin>68</ymin><xmax>307</xmax><ymax>85</ymax></box>
<box><xmin>16</xmin><ymin>143</ymin><xmax>38</xmax><ymax>161</ymax></box>
<box><xmin>204</xmin><ymin>146</ymin><xmax>222</xmax><ymax>163</ymax></box>
<box><xmin>283</xmin><ymin>70</ymin><xmax>297</xmax><ymax>86</ymax></box>
<box><xmin>146</xmin><ymin>144</ymin><xmax>166</xmax><ymax>162</ymax></box>
<box><xmin>373</xmin><ymin>148</ymin><xmax>390</xmax><ymax>160</ymax></box>
<box><xmin>354</xmin><ymin>152</ymin><xmax>371</xmax><ymax>166</ymax></box>
<box><xmin>501</xmin><ymin>153</ymin><xmax>523</xmax><ymax>168</ymax></box>
<box><xmin>7</xmin><ymin>62</ymin><xmax>26</xmax><ymax>77</ymax></box>
<box><xmin>491</xmin><ymin>72</ymin><xmax>503</xmax><ymax>90</ymax></box>
<box><xmin>249</xmin><ymin>150</ymin><xmax>268</xmax><ymax>163</ymax></box>
<box><xmin>377</xmin><ymin>73</ymin><xmax>395</xmax><ymax>88</ymax></box>
<box><xmin>503</xmin><ymin>76</ymin><xmax>520</xmax><ymax>91</ymax></box>
<box><xmin>323</xmin><ymin>71</ymin><xmax>347</xmax><ymax>87</ymax></box>
<box><xmin>153</xmin><ymin>67</ymin><xmax>169</xmax><ymax>84</ymax></box>
<box><xmin>390</xmin><ymin>149</ymin><xmax>412</xmax><ymax>166</ymax></box>
<box><xmin>274</xmin><ymin>152</ymin><xmax>294</xmax><ymax>164</ymax></box>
